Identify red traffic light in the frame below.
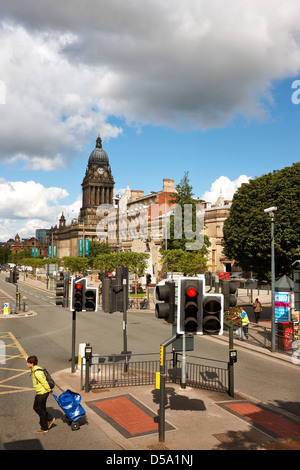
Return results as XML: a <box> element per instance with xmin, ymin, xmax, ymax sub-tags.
<box><xmin>186</xmin><ymin>287</ymin><xmax>197</xmax><ymax>297</ymax></box>
<box><xmin>178</xmin><ymin>278</ymin><xmax>203</xmax><ymax>335</ymax></box>
<box><xmin>75</xmin><ymin>283</ymin><xmax>82</xmax><ymax>290</ymax></box>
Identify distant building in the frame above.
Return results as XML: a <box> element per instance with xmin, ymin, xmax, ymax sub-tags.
<box><xmin>36</xmin><ymin>229</ymin><xmax>51</xmax><ymax>245</ymax></box>
<box><xmin>6</xmin><ymin>135</ymin><xmax>236</xmax><ymax>278</ymax></box>
<box><xmin>52</xmin><ymin>135</ymin><xmax>115</xmax><ymax>257</ymax></box>
<box><xmin>6</xmin><ymin>233</ymin><xmax>48</xmax><ymax>257</ymax></box>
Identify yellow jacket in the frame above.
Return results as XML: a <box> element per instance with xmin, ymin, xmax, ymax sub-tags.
<box><xmin>241</xmin><ymin>311</ymin><xmax>250</xmax><ymax>326</ymax></box>
<box><xmin>31</xmin><ymin>365</ymin><xmax>51</xmax><ymax>395</ymax></box>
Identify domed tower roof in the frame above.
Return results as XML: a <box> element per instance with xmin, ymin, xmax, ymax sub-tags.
<box><xmin>88</xmin><ymin>135</ymin><xmax>109</xmax><ymax>166</ymax></box>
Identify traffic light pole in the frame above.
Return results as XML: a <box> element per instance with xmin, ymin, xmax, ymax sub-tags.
<box><xmin>159</xmin><ymin>333</ymin><xmax>178</xmax><ymax>443</ymax></box>
<box><xmin>71</xmin><ymin>310</ymin><xmax>76</xmax><ymax>373</ymax></box>
<box><xmin>122</xmin><ymin>278</ymin><xmax>128</xmax><ymax>371</ymax></box>
<box><xmin>181</xmin><ymin>333</ymin><xmax>186</xmax><ymax>389</ymax></box>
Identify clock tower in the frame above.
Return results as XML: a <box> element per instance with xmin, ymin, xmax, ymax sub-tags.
<box><xmin>80</xmin><ymin>135</ymin><xmax>115</xmax><ymax>220</ymax></box>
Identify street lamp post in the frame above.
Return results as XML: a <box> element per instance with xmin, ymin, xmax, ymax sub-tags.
<box><xmin>114</xmin><ymin>194</ymin><xmax>120</xmax><ymax>266</ymax></box>
<box><xmin>264</xmin><ymin>206</ymin><xmax>277</xmax><ymax>352</ymax></box>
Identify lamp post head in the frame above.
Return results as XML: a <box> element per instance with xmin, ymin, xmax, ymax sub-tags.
<box><xmin>264</xmin><ymin>206</ymin><xmax>277</xmax><ymax>218</ymax></box>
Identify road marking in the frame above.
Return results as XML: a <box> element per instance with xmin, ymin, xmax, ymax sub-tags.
<box><xmin>0</xmin><ymin>332</ymin><xmax>33</xmax><ymax>395</ymax></box>
<box><xmin>8</xmin><ymin>332</ymin><xmax>28</xmax><ymax>360</ymax></box>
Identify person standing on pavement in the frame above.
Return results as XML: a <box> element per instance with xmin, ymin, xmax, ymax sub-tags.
<box><xmin>27</xmin><ymin>355</ymin><xmax>55</xmax><ymax>434</ymax></box>
<box><xmin>253</xmin><ymin>298</ymin><xmax>262</xmax><ymax>324</ymax></box>
<box><xmin>240</xmin><ymin>308</ymin><xmax>250</xmax><ymax>340</ymax></box>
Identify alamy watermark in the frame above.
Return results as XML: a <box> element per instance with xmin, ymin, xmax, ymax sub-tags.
<box><xmin>291</xmin><ymin>80</ymin><xmax>300</xmax><ymax>105</ymax></box>
<box><xmin>291</xmin><ymin>340</ymin><xmax>300</xmax><ymax>365</ymax></box>
<box><xmin>96</xmin><ymin>202</ymin><xmax>205</xmax><ymax>251</ymax></box>
<box><xmin>0</xmin><ymin>80</ymin><xmax>6</xmax><ymax>105</ymax></box>
<box><xmin>0</xmin><ymin>340</ymin><xmax>6</xmax><ymax>364</ymax></box>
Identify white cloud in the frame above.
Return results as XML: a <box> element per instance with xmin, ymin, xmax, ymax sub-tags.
<box><xmin>202</xmin><ymin>175</ymin><xmax>251</xmax><ymax>204</ymax></box>
<box><xmin>8</xmin><ymin>154</ymin><xmax>64</xmax><ymax>171</ymax></box>
<box><xmin>0</xmin><ymin>180</ymin><xmax>81</xmax><ymax>240</ymax></box>
<box><xmin>0</xmin><ymin>0</ymin><xmax>300</xmax><ymax>168</ymax></box>
<box><xmin>0</xmin><ymin>22</ymin><xmax>123</xmax><ymax>167</ymax></box>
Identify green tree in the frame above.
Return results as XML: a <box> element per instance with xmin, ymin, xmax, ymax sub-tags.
<box><xmin>167</xmin><ymin>172</ymin><xmax>198</xmax><ymax>251</ymax></box>
<box><xmin>223</xmin><ymin>162</ymin><xmax>300</xmax><ymax>283</ymax></box>
<box><xmin>165</xmin><ymin>171</ymin><xmax>210</xmax><ymax>252</ymax></box>
<box><xmin>0</xmin><ymin>246</ymin><xmax>10</xmax><ymax>265</ymax></box>
<box><xmin>94</xmin><ymin>253</ymin><xmax>117</xmax><ymax>274</ymax></box>
<box><xmin>118</xmin><ymin>252</ymin><xmax>150</xmax><ymax>295</ymax></box>
<box><xmin>159</xmin><ymin>172</ymin><xmax>210</xmax><ymax>277</ymax></box>
<box><xmin>63</xmin><ymin>256</ymin><xmax>90</xmax><ymax>275</ymax></box>
<box><xmin>87</xmin><ymin>240</ymin><xmax>110</xmax><ymax>266</ymax></box>
<box><xmin>160</xmin><ymin>249</ymin><xmax>210</xmax><ymax>276</ymax></box>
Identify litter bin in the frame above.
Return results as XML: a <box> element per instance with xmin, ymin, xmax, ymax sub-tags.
<box><xmin>277</xmin><ymin>322</ymin><xmax>293</xmax><ymax>350</ymax></box>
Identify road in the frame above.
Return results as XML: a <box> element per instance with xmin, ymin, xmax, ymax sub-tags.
<box><xmin>1</xmin><ymin>274</ymin><xmax>300</xmax><ymax>449</ymax></box>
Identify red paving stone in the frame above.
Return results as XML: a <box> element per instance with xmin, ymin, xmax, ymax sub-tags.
<box><xmin>94</xmin><ymin>396</ymin><xmax>158</xmax><ymax>435</ymax></box>
<box><xmin>225</xmin><ymin>403</ymin><xmax>300</xmax><ymax>438</ymax></box>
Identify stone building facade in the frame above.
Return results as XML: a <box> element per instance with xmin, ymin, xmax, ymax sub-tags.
<box><xmin>49</xmin><ymin>136</ymin><xmax>234</xmax><ymax>279</ymax></box>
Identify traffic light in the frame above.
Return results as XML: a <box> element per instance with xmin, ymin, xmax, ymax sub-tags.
<box><xmin>155</xmin><ymin>280</ymin><xmax>176</xmax><ymax>324</ymax></box>
<box><xmin>177</xmin><ymin>278</ymin><xmax>203</xmax><ymax>334</ymax></box>
<box><xmin>202</xmin><ymin>293</ymin><xmax>223</xmax><ymax>335</ymax></box>
<box><xmin>222</xmin><ymin>279</ymin><xmax>238</xmax><ymax>311</ymax></box>
<box><xmin>70</xmin><ymin>277</ymin><xmax>86</xmax><ymax>312</ymax></box>
<box><xmin>102</xmin><ymin>266</ymin><xmax>129</xmax><ymax>313</ymax></box>
<box><xmin>55</xmin><ymin>272</ymin><xmax>65</xmax><ymax>306</ymax></box>
<box><xmin>146</xmin><ymin>274</ymin><xmax>152</xmax><ymax>286</ymax></box>
<box><xmin>12</xmin><ymin>267</ymin><xmax>19</xmax><ymax>284</ymax></box>
<box><xmin>294</xmin><ymin>270</ymin><xmax>300</xmax><ymax>311</ymax></box>
<box><xmin>85</xmin><ymin>287</ymin><xmax>98</xmax><ymax>312</ymax></box>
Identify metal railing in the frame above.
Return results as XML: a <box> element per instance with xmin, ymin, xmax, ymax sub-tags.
<box><xmin>175</xmin><ymin>353</ymin><xmax>229</xmax><ymax>392</ymax></box>
<box><xmin>81</xmin><ymin>351</ymin><xmax>230</xmax><ymax>395</ymax></box>
<box><xmin>224</xmin><ymin>323</ymin><xmax>298</xmax><ymax>356</ymax></box>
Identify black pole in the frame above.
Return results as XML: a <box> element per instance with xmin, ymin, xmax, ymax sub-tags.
<box><xmin>71</xmin><ymin>310</ymin><xmax>76</xmax><ymax>373</ymax></box>
<box><xmin>159</xmin><ymin>334</ymin><xmax>178</xmax><ymax>443</ymax></box>
<box><xmin>123</xmin><ymin>278</ymin><xmax>128</xmax><ymax>372</ymax></box>
<box><xmin>224</xmin><ymin>321</ymin><xmax>235</xmax><ymax>398</ymax></box>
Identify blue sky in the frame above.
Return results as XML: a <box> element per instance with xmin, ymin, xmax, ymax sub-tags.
<box><xmin>0</xmin><ymin>1</ymin><xmax>299</xmax><ymax>241</ymax></box>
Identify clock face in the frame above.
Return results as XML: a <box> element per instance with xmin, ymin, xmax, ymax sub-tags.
<box><xmin>98</xmin><ymin>167</ymin><xmax>104</xmax><ymax>175</ymax></box>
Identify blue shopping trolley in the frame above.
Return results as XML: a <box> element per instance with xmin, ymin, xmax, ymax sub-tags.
<box><xmin>52</xmin><ymin>389</ymin><xmax>86</xmax><ymax>431</ymax></box>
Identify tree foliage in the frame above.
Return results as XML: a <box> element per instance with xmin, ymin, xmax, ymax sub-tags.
<box><xmin>160</xmin><ymin>249</ymin><xmax>210</xmax><ymax>276</ymax></box>
<box><xmin>63</xmin><ymin>256</ymin><xmax>90</xmax><ymax>274</ymax></box>
<box><xmin>160</xmin><ymin>172</ymin><xmax>210</xmax><ymax>274</ymax></box>
<box><xmin>223</xmin><ymin>163</ymin><xmax>300</xmax><ymax>283</ymax></box>
<box><xmin>166</xmin><ymin>171</ymin><xmax>205</xmax><ymax>251</ymax></box>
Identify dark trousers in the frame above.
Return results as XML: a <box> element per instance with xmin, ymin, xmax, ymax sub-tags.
<box><xmin>33</xmin><ymin>393</ymin><xmax>53</xmax><ymax>430</ymax></box>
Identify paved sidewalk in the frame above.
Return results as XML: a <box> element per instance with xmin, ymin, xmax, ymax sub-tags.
<box><xmin>52</xmin><ymin>367</ymin><xmax>300</xmax><ymax>451</ymax></box>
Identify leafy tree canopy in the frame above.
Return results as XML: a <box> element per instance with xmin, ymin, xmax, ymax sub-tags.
<box><xmin>165</xmin><ymin>171</ymin><xmax>210</xmax><ymax>252</ymax></box>
<box><xmin>223</xmin><ymin>162</ymin><xmax>300</xmax><ymax>283</ymax></box>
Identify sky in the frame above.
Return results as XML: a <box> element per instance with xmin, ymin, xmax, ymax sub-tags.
<box><xmin>0</xmin><ymin>0</ymin><xmax>300</xmax><ymax>242</ymax></box>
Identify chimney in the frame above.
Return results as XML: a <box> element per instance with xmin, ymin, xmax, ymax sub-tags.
<box><xmin>163</xmin><ymin>179</ymin><xmax>174</xmax><ymax>193</ymax></box>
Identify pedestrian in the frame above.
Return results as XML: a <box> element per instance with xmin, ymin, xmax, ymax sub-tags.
<box><xmin>239</xmin><ymin>308</ymin><xmax>250</xmax><ymax>340</ymax></box>
<box><xmin>253</xmin><ymin>298</ymin><xmax>262</xmax><ymax>324</ymax></box>
<box><xmin>27</xmin><ymin>355</ymin><xmax>55</xmax><ymax>434</ymax></box>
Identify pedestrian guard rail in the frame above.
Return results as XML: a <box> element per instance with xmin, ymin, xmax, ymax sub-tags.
<box><xmin>80</xmin><ymin>351</ymin><xmax>230</xmax><ymax>395</ymax></box>
<box><xmin>223</xmin><ymin>322</ymin><xmax>298</xmax><ymax>355</ymax></box>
